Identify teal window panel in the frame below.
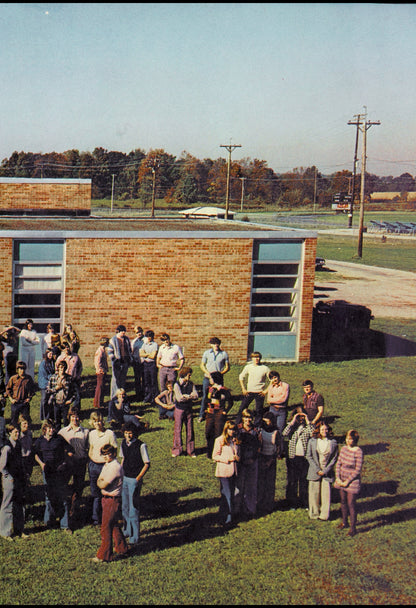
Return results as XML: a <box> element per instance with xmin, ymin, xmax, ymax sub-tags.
<box><xmin>14</xmin><ymin>240</ymin><xmax>64</xmax><ymax>262</ymax></box>
<box><xmin>254</xmin><ymin>241</ymin><xmax>302</xmax><ymax>261</ymax></box>
<box><xmin>251</xmin><ymin>334</ymin><xmax>297</xmax><ymax>360</ymax></box>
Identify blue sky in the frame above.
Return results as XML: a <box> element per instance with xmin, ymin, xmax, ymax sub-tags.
<box><xmin>1</xmin><ymin>2</ymin><xmax>415</xmax><ymax>177</ymax></box>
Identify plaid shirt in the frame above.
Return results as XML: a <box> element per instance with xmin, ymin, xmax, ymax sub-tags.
<box><xmin>283</xmin><ymin>421</ymin><xmax>314</xmax><ymax>459</ymax></box>
<box><xmin>47</xmin><ymin>372</ymin><xmax>78</xmax><ymax>406</ymax></box>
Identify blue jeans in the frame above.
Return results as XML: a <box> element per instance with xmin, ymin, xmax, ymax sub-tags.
<box><xmin>122</xmin><ymin>477</ymin><xmax>142</xmax><ymax>544</ymax></box>
<box><xmin>219</xmin><ymin>476</ymin><xmax>237</xmax><ymax>524</ymax></box>
<box><xmin>42</xmin><ymin>470</ymin><xmax>70</xmax><ymax>529</ymax></box>
<box><xmin>199</xmin><ymin>377</ymin><xmax>211</xmax><ymax>419</ymax></box>
<box><xmin>269</xmin><ymin>407</ymin><xmax>287</xmax><ymax>453</ymax></box>
<box><xmin>88</xmin><ymin>461</ymin><xmax>104</xmax><ymax>525</ymax></box>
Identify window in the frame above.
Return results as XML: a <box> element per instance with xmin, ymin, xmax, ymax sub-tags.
<box><xmin>13</xmin><ymin>240</ymin><xmax>65</xmax><ymax>339</ymax></box>
<box><xmin>248</xmin><ymin>240</ymin><xmax>303</xmax><ymax>360</ymax></box>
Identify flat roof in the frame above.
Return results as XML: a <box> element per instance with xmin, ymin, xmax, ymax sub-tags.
<box><xmin>0</xmin><ymin>217</ymin><xmax>316</xmax><ymax>239</ymax></box>
<box><xmin>0</xmin><ymin>177</ymin><xmax>91</xmax><ymax>184</ymax></box>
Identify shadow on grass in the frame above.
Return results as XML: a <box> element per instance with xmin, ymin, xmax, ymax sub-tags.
<box><xmin>359</xmin><ymin>506</ymin><xmax>416</xmax><ymax>533</ymax></box>
<box><xmin>360</xmin><ymin>442</ymin><xmax>390</xmax><ymax>456</ymax></box>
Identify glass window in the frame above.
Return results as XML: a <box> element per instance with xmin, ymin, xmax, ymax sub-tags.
<box><xmin>13</xmin><ymin>240</ymin><xmax>65</xmax><ymax>360</ymax></box>
<box><xmin>249</xmin><ymin>239</ymin><xmax>303</xmax><ymax>361</ymax></box>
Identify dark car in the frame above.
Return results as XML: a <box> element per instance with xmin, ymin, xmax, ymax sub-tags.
<box><xmin>315</xmin><ymin>257</ymin><xmax>326</xmax><ymax>271</ymax></box>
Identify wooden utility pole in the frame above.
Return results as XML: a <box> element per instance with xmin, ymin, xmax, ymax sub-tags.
<box><xmin>347</xmin><ymin>114</ymin><xmax>362</xmax><ymax>228</ymax></box>
<box><xmin>220</xmin><ymin>142</ymin><xmax>241</xmax><ymax>219</ymax></box>
<box><xmin>111</xmin><ymin>174</ymin><xmax>115</xmax><ymax>214</ymax></box>
<box><xmin>240</xmin><ymin>177</ymin><xmax>246</xmax><ymax>212</ymax></box>
<box><xmin>313</xmin><ymin>166</ymin><xmax>317</xmax><ymax>213</ymax></box>
<box><xmin>150</xmin><ymin>156</ymin><xmax>159</xmax><ymax>218</ymax></box>
<box><xmin>357</xmin><ymin>115</ymin><xmax>381</xmax><ymax>258</ymax></box>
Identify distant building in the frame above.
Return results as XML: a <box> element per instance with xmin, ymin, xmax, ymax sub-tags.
<box><xmin>0</xmin><ymin>177</ymin><xmax>91</xmax><ymax>215</ymax></box>
<box><xmin>178</xmin><ymin>206</ymin><xmax>235</xmax><ymax>219</ymax></box>
<box><xmin>0</xmin><ymin>179</ymin><xmax>317</xmax><ymax>363</ymax></box>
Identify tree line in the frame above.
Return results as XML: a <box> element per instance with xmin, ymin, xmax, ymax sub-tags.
<box><xmin>1</xmin><ymin>148</ymin><xmax>415</xmax><ymax>209</ymax></box>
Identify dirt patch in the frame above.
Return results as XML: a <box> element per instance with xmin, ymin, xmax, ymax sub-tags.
<box><xmin>314</xmin><ymin>260</ymin><xmax>416</xmax><ymax>319</ymax></box>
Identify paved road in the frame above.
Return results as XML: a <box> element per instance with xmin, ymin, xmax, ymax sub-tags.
<box><xmin>314</xmin><ymin>260</ymin><xmax>416</xmax><ymax>319</ymax></box>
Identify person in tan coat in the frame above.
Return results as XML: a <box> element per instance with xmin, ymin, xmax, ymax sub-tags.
<box><xmin>212</xmin><ymin>420</ymin><xmax>240</xmax><ymax>526</ymax></box>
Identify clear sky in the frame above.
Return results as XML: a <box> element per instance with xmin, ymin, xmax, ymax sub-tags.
<box><xmin>1</xmin><ymin>2</ymin><xmax>415</xmax><ymax>177</ymax></box>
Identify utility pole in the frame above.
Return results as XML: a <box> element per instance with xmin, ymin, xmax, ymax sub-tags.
<box><xmin>356</xmin><ymin>113</ymin><xmax>381</xmax><ymax>258</ymax></box>
<box><xmin>220</xmin><ymin>142</ymin><xmax>242</xmax><ymax>219</ymax></box>
<box><xmin>313</xmin><ymin>166</ymin><xmax>317</xmax><ymax>213</ymax></box>
<box><xmin>240</xmin><ymin>177</ymin><xmax>246</xmax><ymax>212</ymax></box>
<box><xmin>347</xmin><ymin>114</ymin><xmax>362</xmax><ymax>228</ymax></box>
<box><xmin>111</xmin><ymin>174</ymin><xmax>115</xmax><ymax>214</ymax></box>
<box><xmin>150</xmin><ymin>156</ymin><xmax>159</xmax><ymax>218</ymax></box>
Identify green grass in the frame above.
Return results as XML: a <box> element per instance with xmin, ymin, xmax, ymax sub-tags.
<box><xmin>1</xmin><ymin>328</ymin><xmax>416</xmax><ymax>604</ymax></box>
<box><xmin>316</xmin><ymin>234</ymin><xmax>416</xmax><ymax>272</ymax></box>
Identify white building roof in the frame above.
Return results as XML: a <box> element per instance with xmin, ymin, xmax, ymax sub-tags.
<box><xmin>178</xmin><ymin>206</ymin><xmax>234</xmax><ymax>219</ymax></box>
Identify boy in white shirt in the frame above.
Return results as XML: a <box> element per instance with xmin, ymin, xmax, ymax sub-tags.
<box><xmin>236</xmin><ymin>352</ymin><xmax>270</xmax><ymax>427</ymax></box>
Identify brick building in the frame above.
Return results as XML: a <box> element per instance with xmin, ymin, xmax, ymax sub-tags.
<box><xmin>0</xmin><ymin>179</ymin><xmax>317</xmax><ymax>364</ymax></box>
<box><xmin>0</xmin><ymin>177</ymin><xmax>91</xmax><ymax>215</ymax></box>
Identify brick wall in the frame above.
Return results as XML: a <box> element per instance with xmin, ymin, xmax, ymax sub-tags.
<box><xmin>298</xmin><ymin>237</ymin><xmax>317</xmax><ymax>362</ymax></box>
<box><xmin>0</xmin><ymin>233</ymin><xmax>316</xmax><ymax>367</ymax></box>
<box><xmin>0</xmin><ymin>239</ymin><xmax>13</xmax><ymax>327</ymax></box>
<box><xmin>0</xmin><ymin>180</ymin><xmax>91</xmax><ymax>213</ymax></box>
<box><xmin>65</xmin><ymin>238</ymin><xmax>254</xmax><ymax>365</ymax></box>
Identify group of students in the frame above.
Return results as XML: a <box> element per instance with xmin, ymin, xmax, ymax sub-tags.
<box><xmin>0</xmin><ymin>323</ymin><xmax>364</xmax><ymax>561</ymax></box>
<box><xmin>211</xmin><ymin>351</ymin><xmax>364</xmax><ymax>537</ymax></box>
<box><xmin>0</xmin><ymin>407</ymin><xmax>150</xmax><ymax>563</ymax></box>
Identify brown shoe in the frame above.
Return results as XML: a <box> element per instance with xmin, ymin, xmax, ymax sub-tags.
<box><xmin>346</xmin><ymin>529</ymin><xmax>356</xmax><ymax>537</ymax></box>
<box><xmin>337</xmin><ymin>523</ymin><xmax>347</xmax><ymax>530</ymax></box>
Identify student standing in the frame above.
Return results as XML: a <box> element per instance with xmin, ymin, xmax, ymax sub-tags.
<box><xmin>236</xmin><ymin>352</ymin><xmax>270</xmax><ymax>427</ymax></box>
<box><xmin>38</xmin><ymin>348</ymin><xmax>55</xmax><ymax>420</ymax></box>
<box><xmin>257</xmin><ymin>412</ymin><xmax>281</xmax><ymax>515</ymax></box>
<box><xmin>93</xmin><ymin>337</ymin><xmax>109</xmax><ymax>409</ymax></box>
<box><xmin>171</xmin><ymin>367</ymin><xmax>198</xmax><ymax>458</ymax></box>
<box><xmin>108</xmin><ymin>325</ymin><xmax>133</xmax><ymax>400</ymax></box>
<box><xmin>204</xmin><ymin>372</ymin><xmax>233</xmax><ymax>459</ymax></box>
<box><xmin>234</xmin><ymin>409</ymin><xmax>261</xmax><ymax>520</ymax></box>
<box><xmin>120</xmin><ymin>422</ymin><xmax>150</xmax><ymax>546</ymax></box>
<box><xmin>0</xmin><ymin>423</ymin><xmax>27</xmax><ymax>540</ymax></box>
<box><xmin>157</xmin><ymin>333</ymin><xmax>184</xmax><ymax>392</ymax></box>
<box><xmin>131</xmin><ymin>326</ymin><xmax>144</xmax><ymax>401</ymax></box>
<box><xmin>87</xmin><ymin>411</ymin><xmax>118</xmax><ymax>526</ymax></box>
<box><xmin>335</xmin><ymin>429</ymin><xmax>364</xmax><ymax>537</ymax></box>
<box><xmin>306</xmin><ymin>421</ymin><xmax>338</xmax><ymax>521</ymax></box>
<box><xmin>140</xmin><ymin>330</ymin><xmax>159</xmax><ymax>404</ymax></box>
<box><xmin>58</xmin><ymin>406</ymin><xmax>89</xmax><ymax>528</ymax></box>
<box><xmin>6</xmin><ymin>360</ymin><xmax>36</xmax><ymax>426</ymax></box>
<box><xmin>93</xmin><ymin>444</ymin><xmax>129</xmax><ymax>563</ymax></box>
<box><xmin>212</xmin><ymin>421</ymin><xmax>240</xmax><ymax>526</ymax></box>
<box><xmin>283</xmin><ymin>412</ymin><xmax>314</xmax><ymax>509</ymax></box>
<box><xmin>34</xmin><ymin>420</ymin><xmax>74</xmax><ymax>531</ymax></box>
<box><xmin>19</xmin><ymin>319</ymin><xmax>40</xmax><ymax>380</ymax></box>
<box><xmin>198</xmin><ymin>337</ymin><xmax>229</xmax><ymax>422</ymax></box>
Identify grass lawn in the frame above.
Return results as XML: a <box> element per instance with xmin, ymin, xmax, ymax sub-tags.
<box><xmin>316</xmin><ymin>234</ymin><xmax>416</xmax><ymax>273</ymax></box>
<box><xmin>1</xmin><ymin>324</ymin><xmax>416</xmax><ymax>605</ymax></box>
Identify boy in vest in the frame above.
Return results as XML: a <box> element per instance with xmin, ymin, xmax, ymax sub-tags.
<box><xmin>120</xmin><ymin>422</ymin><xmax>150</xmax><ymax>546</ymax></box>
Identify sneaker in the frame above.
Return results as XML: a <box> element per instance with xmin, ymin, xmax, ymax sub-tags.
<box><xmin>20</xmin><ymin>533</ymin><xmax>29</xmax><ymax>539</ymax></box>
<box><xmin>91</xmin><ymin>557</ymin><xmax>105</xmax><ymax>563</ymax></box>
<box><xmin>198</xmin><ymin>417</ymin><xmax>204</xmax><ymax>423</ymax></box>
<box><xmin>190</xmin><ymin>454</ymin><xmax>197</xmax><ymax>458</ymax></box>
<box><xmin>172</xmin><ymin>453</ymin><xmax>179</xmax><ymax>458</ymax></box>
